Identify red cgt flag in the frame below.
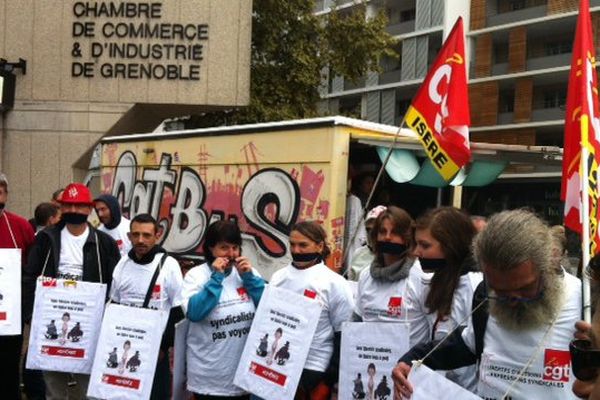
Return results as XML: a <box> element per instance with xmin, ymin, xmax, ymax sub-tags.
<box><xmin>561</xmin><ymin>0</ymin><xmax>600</xmax><ymax>255</ymax></box>
<box><xmin>405</xmin><ymin>17</ymin><xmax>470</xmax><ymax>181</ymax></box>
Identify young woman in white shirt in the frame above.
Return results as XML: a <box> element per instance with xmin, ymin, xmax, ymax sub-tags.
<box><xmin>181</xmin><ymin>220</ymin><xmax>265</xmax><ymax>400</ymax></box>
<box><xmin>354</xmin><ymin>206</ymin><xmax>418</xmax><ymax>322</ymax></box>
<box><xmin>404</xmin><ymin>206</ymin><xmax>482</xmax><ymax>391</ymax></box>
<box><xmin>269</xmin><ymin>221</ymin><xmax>354</xmax><ymax>400</ymax></box>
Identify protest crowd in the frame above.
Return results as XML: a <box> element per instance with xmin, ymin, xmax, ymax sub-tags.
<box><xmin>1</xmin><ymin>170</ymin><xmax>600</xmax><ymax>400</ymax></box>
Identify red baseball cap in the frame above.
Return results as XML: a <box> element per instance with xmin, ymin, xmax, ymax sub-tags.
<box><xmin>60</xmin><ymin>183</ymin><xmax>93</xmax><ymax>205</ymax></box>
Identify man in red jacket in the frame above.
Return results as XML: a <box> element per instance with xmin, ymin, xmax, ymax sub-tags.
<box><xmin>0</xmin><ymin>173</ymin><xmax>35</xmax><ymax>400</ymax></box>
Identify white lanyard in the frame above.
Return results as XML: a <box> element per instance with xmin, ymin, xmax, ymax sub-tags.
<box><xmin>3</xmin><ymin>212</ymin><xmax>18</xmax><ymax>248</ymax></box>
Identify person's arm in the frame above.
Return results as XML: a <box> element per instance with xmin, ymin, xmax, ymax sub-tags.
<box><xmin>240</xmin><ymin>271</ymin><xmax>265</xmax><ymax>306</ymax></box>
<box><xmin>183</xmin><ymin>258</ymin><xmax>231</xmax><ymax>322</ymax></box>
<box><xmin>325</xmin><ymin>279</ymin><xmax>355</xmax><ymax>385</ymax></box>
<box><xmin>22</xmin><ymin>233</ymin><xmax>50</xmax><ymax>322</ymax></box>
<box><xmin>398</xmin><ymin>327</ymin><xmax>477</xmax><ymax>370</ymax></box>
<box><xmin>393</xmin><ymin>327</ymin><xmax>477</xmax><ymax>398</ymax></box>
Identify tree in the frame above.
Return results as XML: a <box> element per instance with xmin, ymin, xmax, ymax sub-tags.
<box><xmin>188</xmin><ymin>0</ymin><xmax>396</xmax><ymax>127</ymax></box>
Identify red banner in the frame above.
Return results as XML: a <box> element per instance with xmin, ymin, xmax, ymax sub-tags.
<box><xmin>561</xmin><ymin>0</ymin><xmax>600</xmax><ymax>255</ymax></box>
<box><xmin>41</xmin><ymin>345</ymin><xmax>85</xmax><ymax>359</ymax></box>
<box><xmin>405</xmin><ymin>17</ymin><xmax>470</xmax><ymax>181</ymax></box>
<box><xmin>0</xmin><ymin>312</ymin><xmax>6</xmax><ymax>321</ymax></box>
<box><xmin>250</xmin><ymin>361</ymin><xmax>287</xmax><ymax>387</ymax></box>
<box><xmin>101</xmin><ymin>374</ymin><xmax>141</xmax><ymax>390</ymax></box>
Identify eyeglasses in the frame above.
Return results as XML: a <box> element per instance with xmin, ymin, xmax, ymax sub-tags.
<box><xmin>570</xmin><ymin>339</ymin><xmax>600</xmax><ymax>381</ymax></box>
<box><xmin>487</xmin><ymin>279</ymin><xmax>544</xmax><ymax>304</ymax></box>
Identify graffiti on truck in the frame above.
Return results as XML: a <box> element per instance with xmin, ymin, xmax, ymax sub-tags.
<box><xmin>102</xmin><ymin>144</ymin><xmax>337</xmax><ymax>274</ymax></box>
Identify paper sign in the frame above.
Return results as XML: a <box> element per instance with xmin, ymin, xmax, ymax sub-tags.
<box><xmin>339</xmin><ymin>322</ymin><xmax>409</xmax><ymax>400</ymax></box>
<box><xmin>234</xmin><ymin>286</ymin><xmax>321</xmax><ymax>400</ymax></box>
<box><xmin>0</xmin><ymin>249</ymin><xmax>21</xmax><ymax>335</ymax></box>
<box><xmin>173</xmin><ymin>319</ymin><xmax>193</xmax><ymax>400</ymax></box>
<box><xmin>408</xmin><ymin>362</ymin><xmax>481</xmax><ymax>399</ymax></box>
<box><xmin>27</xmin><ymin>278</ymin><xmax>106</xmax><ymax>373</ymax></box>
<box><xmin>87</xmin><ymin>304</ymin><xmax>166</xmax><ymax>400</ymax></box>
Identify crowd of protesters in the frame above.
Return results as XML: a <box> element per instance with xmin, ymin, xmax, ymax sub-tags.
<box><xmin>2</xmin><ymin>172</ymin><xmax>600</xmax><ymax>400</ymax></box>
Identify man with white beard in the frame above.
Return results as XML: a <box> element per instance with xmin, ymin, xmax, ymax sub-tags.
<box><xmin>392</xmin><ymin>209</ymin><xmax>581</xmax><ymax>399</ymax></box>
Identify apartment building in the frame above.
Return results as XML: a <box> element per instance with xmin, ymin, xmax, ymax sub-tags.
<box><xmin>316</xmin><ymin>0</ymin><xmax>598</xmax><ymax>222</ymax></box>
<box><xmin>317</xmin><ymin>0</ymin><xmax>599</xmax><ymax>147</ymax></box>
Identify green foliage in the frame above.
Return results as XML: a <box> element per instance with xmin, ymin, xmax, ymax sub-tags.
<box><xmin>188</xmin><ymin>0</ymin><xmax>396</xmax><ymax>128</ymax></box>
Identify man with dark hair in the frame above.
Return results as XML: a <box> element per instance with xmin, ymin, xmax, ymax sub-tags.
<box><xmin>94</xmin><ymin>194</ymin><xmax>131</xmax><ymax>257</ymax></box>
<box><xmin>110</xmin><ymin>213</ymin><xmax>184</xmax><ymax>399</ymax></box>
<box><xmin>392</xmin><ymin>209</ymin><xmax>582</xmax><ymax>399</ymax></box>
<box><xmin>24</xmin><ymin>182</ymin><xmax>120</xmax><ymax>399</ymax></box>
<box><xmin>0</xmin><ymin>172</ymin><xmax>35</xmax><ymax>400</ymax></box>
<box><xmin>33</xmin><ymin>202</ymin><xmax>60</xmax><ymax>233</ymax></box>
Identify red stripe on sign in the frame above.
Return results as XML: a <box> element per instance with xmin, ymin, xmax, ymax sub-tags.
<box><xmin>249</xmin><ymin>361</ymin><xmax>287</xmax><ymax>386</ymax></box>
<box><xmin>41</xmin><ymin>345</ymin><xmax>85</xmax><ymax>358</ymax></box>
<box><xmin>0</xmin><ymin>312</ymin><xmax>7</xmax><ymax>321</ymax></box>
<box><xmin>102</xmin><ymin>374</ymin><xmax>141</xmax><ymax>390</ymax></box>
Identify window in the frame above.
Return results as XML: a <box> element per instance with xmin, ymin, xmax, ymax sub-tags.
<box><xmin>400</xmin><ymin>9</ymin><xmax>416</xmax><ymax>22</ymax></box>
<box><xmin>543</xmin><ymin>90</ymin><xmax>566</xmax><ymax>109</ymax></box>
<box><xmin>545</xmin><ymin>40</ymin><xmax>572</xmax><ymax>56</ymax></box>
<box><xmin>499</xmin><ymin>90</ymin><xmax>514</xmax><ymax>113</ymax></box>
<box><xmin>494</xmin><ymin>42</ymin><xmax>509</xmax><ymax>64</ymax></box>
<box><xmin>397</xmin><ymin>99</ymin><xmax>411</xmax><ymax>115</ymax></box>
<box><xmin>510</xmin><ymin>0</ymin><xmax>526</xmax><ymax>10</ymax></box>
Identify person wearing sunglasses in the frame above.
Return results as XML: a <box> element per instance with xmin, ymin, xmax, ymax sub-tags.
<box><xmin>392</xmin><ymin>209</ymin><xmax>582</xmax><ymax>399</ymax></box>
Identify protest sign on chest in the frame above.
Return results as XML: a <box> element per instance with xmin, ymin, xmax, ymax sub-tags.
<box><xmin>408</xmin><ymin>362</ymin><xmax>481</xmax><ymax>400</ymax></box>
<box><xmin>234</xmin><ymin>285</ymin><xmax>321</xmax><ymax>400</ymax></box>
<box><xmin>27</xmin><ymin>278</ymin><xmax>106</xmax><ymax>373</ymax></box>
<box><xmin>339</xmin><ymin>322</ymin><xmax>409</xmax><ymax>400</ymax></box>
<box><xmin>87</xmin><ymin>303</ymin><xmax>166</xmax><ymax>400</ymax></box>
<box><xmin>0</xmin><ymin>248</ymin><xmax>21</xmax><ymax>335</ymax></box>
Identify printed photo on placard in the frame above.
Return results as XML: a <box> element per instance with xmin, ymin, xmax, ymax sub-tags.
<box><xmin>234</xmin><ymin>286</ymin><xmax>321</xmax><ymax>400</ymax></box>
<box><xmin>27</xmin><ymin>279</ymin><xmax>106</xmax><ymax>373</ymax></box>
<box><xmin>88</xmin><ymin>304</ymin><xmax>165</xmax><ymax>400</ymax></box>
<box><xmin>0</xmin><ymin>249</ymin><xmax>21</xmax><ymax>335</ymax></box>
<box><xmin>339</xmin><ymin>322</ymin><xmax>409</xmax><ymax>400</ymax></box>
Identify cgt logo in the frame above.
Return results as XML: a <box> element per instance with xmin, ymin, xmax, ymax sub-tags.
<box><xmin>387</xmin><ymin>297</ymin><xmax>402</xmax><ymax>316</ymax></box>
<box><xmin>543</xmin><ymin>349</ymin><xmax>571</xmax><ymax>382</ymax></box>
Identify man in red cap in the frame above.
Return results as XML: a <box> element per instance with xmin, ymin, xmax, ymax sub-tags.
<box><xmin>0</xmin><ymin>173</ymin><xmax>35</xmax><ymax>400</ymax></box>
<box><xmin>23</xmin><ymin>182</ymin><xmax>120</xmax><ymax>399</ymax></box>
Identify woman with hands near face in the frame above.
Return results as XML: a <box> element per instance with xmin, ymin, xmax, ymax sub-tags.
<box><xmin>180</xmin><ymin>220</ymin><xmax>265</xmax><ymax>400</ymax></box>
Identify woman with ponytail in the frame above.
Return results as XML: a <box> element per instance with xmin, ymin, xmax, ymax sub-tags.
<box><xmin>404</xmin><ymin>206</ymin><xmax>482</xmax><ymax>392</ymax></box>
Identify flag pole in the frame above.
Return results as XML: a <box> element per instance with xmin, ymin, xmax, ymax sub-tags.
<box><xmin>341</xmin><ymin>116</ymin><xmax>409</xmax><ymax>273</ymax></box>
<box><xmin>581</xmin><ymin>114</ymin><xmax>592</xmax><ymax>322</ymax></box>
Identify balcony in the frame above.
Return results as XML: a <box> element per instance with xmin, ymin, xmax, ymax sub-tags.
<box><xmin>526</xmin><ymin>53</ymin><xmax>571</xmax><ymax>71</ymax></box>
<box><xmin>387</xmin><ymin>20</ymin><xmax>416</xmax><ymax>36</ymax></box>
<box><xmin>531</xmin><ymin>107</ymin><xmax>564</xmax><ymax>122</ymax></box>
<box><xmin>379</xmin><ymin>69</ymin><xmax>402</xmax><ymax>85</ymax></box>
<box><xmin>343</xmin><ymin>77</ymin><xmax>366</xmax><ymax>91</ymax></box>
<box><xmin>487</xmin><ymin>5</ymin><xmax>547</xmax><ymax>27</ymax></box>
<box><xmin>497</xmin><ymin>112</ymin><xmax>514</xmax><ymax>125</ymax></box>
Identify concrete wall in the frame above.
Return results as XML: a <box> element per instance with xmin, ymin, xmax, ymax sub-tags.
<box><xmin>0</xmin><ymin>0</ymin><xmax>252</xmax><ymax>217</ymax></box>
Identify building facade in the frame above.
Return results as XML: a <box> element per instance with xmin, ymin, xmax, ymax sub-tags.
<box><xmin>317</xmin><ymin>0</ymin><xmax>599</xmax><ymax>147</ymax></box>
<box><xmin>0</xmin><ymin>0</ymin><xmax>252</xmax><ymax>217</ymax></box>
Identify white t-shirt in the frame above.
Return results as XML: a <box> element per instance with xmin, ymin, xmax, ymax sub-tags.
<box><xmin>462</xmin><ymin>271</ymin><xmax>581</xmax><ymax>399</ymax></box>
<box><xmin>58</xmin><ymin>226</ymin><xmax>89</xmax><ymax>280</ymax></box>
<box><xmin>181</xmin><ymin>264</ymin><xmax>258</xmax><ymax>396</ymax></box>
<box><xmin>404</xmin><ymin>266</ymin><xmax>483</xmax><ymax>391</ymax></box>
<box><xmin>99</xmin><ymin>217</ymin><xmax>131</xmax><ymax>257</ymax></box>
<box><xmin>269</xmin><ymin>262</ymin><xmax>355</xmax><ymax>372</ymax></box>
<box><xmin>344</xmin><ymin>194</ymin><xmax>367</xmax><ymax>268</ymax></box>
<box><xmin>354</xmin><ymin>259</ymin><xmax>419</xmax><ymax>322</ymax></box>
<box><xmin>109</xmin><ymin>251</ymin><xmax>184</xmax><ymax>312</ymax></box>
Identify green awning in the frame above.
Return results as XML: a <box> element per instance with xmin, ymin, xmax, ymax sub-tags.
<box><xmin>377</xmin><ymin>146</ymin><xmax>508</xmax><ymax>187</ymax></box>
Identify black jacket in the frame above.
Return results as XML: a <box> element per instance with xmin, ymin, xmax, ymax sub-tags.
<box><xmin>22</xmin><ymin>222</ymin><xmax>121</xmax><ymax>321</ymax></box>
